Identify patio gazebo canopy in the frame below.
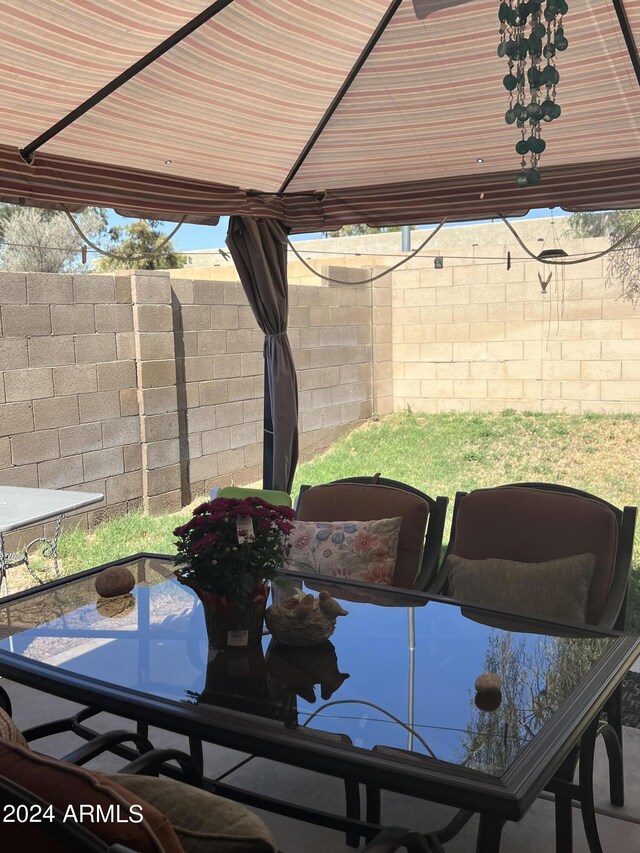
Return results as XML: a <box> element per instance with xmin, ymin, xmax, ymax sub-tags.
<box><xmin>2</xmin><ymin>0</ymin><xmax>639</xmax><ymax>490</ymax></box>
<box><xmin>1</xmin><ymin>0</ymin><xmax>640</xmax><ymax>229</ymax></box>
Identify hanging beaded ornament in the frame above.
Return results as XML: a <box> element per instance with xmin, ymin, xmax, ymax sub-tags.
<box><xmin>498</xmin><ymin>0</ymin><xmax>568</xmax><ymax>186</ymax></box>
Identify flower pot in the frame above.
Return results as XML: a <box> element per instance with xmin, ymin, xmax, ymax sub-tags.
<box><xmin>184</xmin><ymin>581</ymin><xmax>269</xmax><ymax>651</ymax></box>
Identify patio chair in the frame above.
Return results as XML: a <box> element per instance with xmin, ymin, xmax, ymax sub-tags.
<box><xmin>428</xmin><ymin>482</ymin><xmax>637</xmax><ymax>843</ymax></box>
<box><xmin>295</xmin><ymin>475</ymin><xmax>448</xmax><ymax>590</ymax></box>
<box><xmin>211</xmin><ymin>485</ymin><xmax>292</xmax><ymax>508</ymax></box>
<box><xmin>0</xmin><ymin>708</ymin><xmax>437</xmax><ymax>853</ymax></box>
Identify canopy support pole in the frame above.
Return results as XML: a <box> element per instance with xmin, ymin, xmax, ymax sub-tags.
<box><xmin>20</xmin><ymin>0</ymin><xmax>238</xmax><ymax>163</ymax></box>
<box><xmin>612</xmin><ymin>0</ymin><xmax>640</xmax><ymax>88</ymax></box>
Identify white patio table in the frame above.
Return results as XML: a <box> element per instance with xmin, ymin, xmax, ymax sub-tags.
<box><xmin>0</xmin><ymin>486</ymin><xmax>103</xmax><ymax>595</ymax></box>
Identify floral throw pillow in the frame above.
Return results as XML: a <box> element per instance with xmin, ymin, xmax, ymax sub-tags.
<box><xmin>285</xmin><ymin>518</ymin><xmax>402</xmax><ymax>585</ymax></box>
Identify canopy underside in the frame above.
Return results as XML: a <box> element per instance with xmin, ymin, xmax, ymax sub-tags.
<box><xmin>1</xmin><ymin>0</ymin><xmax>639</xmax><ymax>230</ymax></box>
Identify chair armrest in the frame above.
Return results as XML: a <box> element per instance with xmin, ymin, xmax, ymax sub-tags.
<box><xmin>120</xmin><ymin>748</ymin><xmax>203</xmax><ymax>787</ymax></box>
<box><xmin>363</xmin><ymin>827</ymin><xmax>438</xmax><ymax>852</ymax></box>
<box><xmin>62</xmin><ymin>730</ymin><xmax>153</xmax><ymax>766</ymax></box>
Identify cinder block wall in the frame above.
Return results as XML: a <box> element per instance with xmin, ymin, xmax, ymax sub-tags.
<box><xmin>392</xmin><ymin>247</ymin><xmax>640</xmax><ymax>414</ymax></box>
<box><xmin>0</xmin><ymin>270</ymin><xmax>375</xmax><ymax>539</ymax></box>
<box><xmin>0</xmin><ymin>272</ymin><xmax>142</xmax><ymax>544</ymax></box>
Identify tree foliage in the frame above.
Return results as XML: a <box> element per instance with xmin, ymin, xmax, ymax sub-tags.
<box><xmin>568</xmin><ymin>209</ymin><xmax>640</xmax><ymax>303</ymax></box>
<box><xmin>0</xmin><ymin>205</ymin><xmax>106</xmax><ymax>273</ymax></box>
<box><xmin>95</xmin><ymin>220</ymin><xmax>186</xmax><ymax>271</ymax></box>
<box><xmin>324</xmin><ymin>224</ymin><xmax>403</xmax><ymax>237</ymax></box>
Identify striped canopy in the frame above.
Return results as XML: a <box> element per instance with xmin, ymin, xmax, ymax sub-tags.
<box><xmin>1</xmin><ymin>0</ymin><xmax>640</xmax><ymax>230</ymax></box>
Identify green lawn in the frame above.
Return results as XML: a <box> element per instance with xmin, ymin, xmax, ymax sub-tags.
<box><xmin>19</xmin><ymin>410</ymin><xmax>640</xmax><ymax>629</ymax></box>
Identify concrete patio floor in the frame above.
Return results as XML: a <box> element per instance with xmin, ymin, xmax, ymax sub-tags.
<box><xmin>2</xmin><ymin>677</ymin><xmax>639</xmax><ymax>852</ymax></box>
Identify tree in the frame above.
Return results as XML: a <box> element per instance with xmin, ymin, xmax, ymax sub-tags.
<box><xmin>568</xmin><ymin>210</ymin><xmax>640</xmax><ymax>304</ymax></box>
<box><xmin>95</xmin><ymin>220</ymin><xmax>186</xmax><ymax>271</ymax></box>
<box><xmin>324</xmin><ymin>224</ymin><xmax>402</xmax><ymax>237</ymax></box>
<box><xmin>0</xmin><ymin>205</ymin><xmax>106</xmax><ymax>273</ymax></box>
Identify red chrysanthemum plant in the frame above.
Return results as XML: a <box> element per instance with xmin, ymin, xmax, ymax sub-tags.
<box><xmin>173</xmin><ymin>497</ymin><xmax>296</xmax><ymax>609</ymax></box>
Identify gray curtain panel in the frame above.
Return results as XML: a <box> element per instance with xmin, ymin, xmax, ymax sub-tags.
<box><xmin>226</xmin><ymin>216</ymin><xmax>299</xmax><ymax>493</ymax></box>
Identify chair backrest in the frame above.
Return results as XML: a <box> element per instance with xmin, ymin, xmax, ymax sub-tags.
<box><xmin>296</xmin><ymin>475</ymin><xmax>448</xmax><ymax>589</ymax></box>
<box><xmin>443</xmin><ymin>482</ymin><xmax>636</xmax><ymax>628</ymax></box>
<box><xmin>212</xmin><ymin>485</ymin><xmax>292</xmax><ymax>508</ymax></box>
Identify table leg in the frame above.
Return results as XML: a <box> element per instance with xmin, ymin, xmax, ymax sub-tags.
<box><xmin>476</xmin><ymin>813</ymin><xmax>504</xmax><ymax>853</ymax></box>
<box><xmin>0</xmin><ymin>533</ymin><xmax>8</xmax><ymax>597</ymax></box>
<box><xmin>579</xmin><ymin>718</ymin><xmax>604</xmax><ymax>853</ymax></box>
<box><xmin>602</xmin><ymin>684</ymin><xmax>624</xmax><ymax>806</ymax></box>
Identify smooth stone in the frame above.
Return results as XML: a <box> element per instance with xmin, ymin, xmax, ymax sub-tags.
<box><xmin>475</xmin><ymin>672</ymin><xmax>503</xmax><ymax>692</ymax></box>
<box><xmin>95</xmin><ymin>566</ymin><xmax>135</xmax><ymax>598</ymax></box>
<box><xmin>96</xmin><ymin>594</ymin><xmax>136</xmax><ymax>618</ymax></box>
<box><xmin>475</xmin><ymin>690</ymin><xmax>503</xmax><ymax>712</ymax></box>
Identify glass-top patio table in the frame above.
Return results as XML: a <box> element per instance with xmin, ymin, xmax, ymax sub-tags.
<box><xmin>0</xmin><ymin>554</ymin><xmax>638</xmax><ymax>852</ymax></box>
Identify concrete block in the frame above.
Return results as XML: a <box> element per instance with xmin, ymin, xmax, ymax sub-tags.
<box><xmin>202</xmin><ymin>428</ymin><xmax>231</xmax><ymax>455</ymax></box>
<box><xmin>102</xmin><ymin>416</ymin><xmax>141</xmax><ymax>447</ymax></box>
<box><xmin>97</xmin><ymin>361</ymin><xmax>136</xmax><ymax>391</ymax></box>
<box><xmin>0</xmin><ymin>339</ymin><xmax>28</xmax><ymax>370</ymax></box>
<box><xmin>453</xmin><ymin>303</ymin><xmax>487</xmax><ymax>323</ymax></box>
<box><xmin>561</xmin><ymin>380</ymin><xmax>601</xmax><ymax>400</ymax></box>
<box><xmin>95</xmin><ymin>304</ymin><xmax>134</xmax><ymax>333</ymax></box>
<box><xmin>524</xmin><ymin>380</ymin><xmax>560</xmax><ymax>399</ymax></box>
<box><xmin>243</xmin><ymin>398</ymin><xmax>262</xmax><ymax>422</ymax></box>
<box><xmin>5</xmin><ymin>367</ymin><xmax>53</xmax><ymax>402</ymax></box>
<box><xmin>581</xmin><ymin>361</ymin><xmax>621</xmax><ymax>381</ymax></box>
<box><xmin>11</xmin><ymin>429</ymin><xmax>59</xmax><ymax>465</ymax></box>
<box><xmin>181</xmin><ymin>331</ymin><xmax>199</xmax><ymax>357</ymax></box>
<box><xmin>418</xmin><ymin>343</ymin><xmax>453</xmax><ymax>362</ymax></box>
<box><xmin>51</xmin><ymin>304</ymin><xmax>95</xmax><ymax>335</ymax></box>
<box><xmin>138</xmin><ymin>359</ymin><xmax>177</xmax><ymax>389</ymax></box>
<box><xmin>622</xmin><ymin>362</ymin><xmax>640</xmax><ymax>380</ymax></box>
<box><xmin>138</xmin><ymin>332</ymin><xmax>175</xmax><ymax>361</ymax></box>
<box><xmin>186</xmin><ymin>405</ymin><xmax>217</xmax><ymax>433</ymax></box>
<box><xmin>602</xmin><ymin>340</ymin><xmax>640</xmax><ymax>360</ymax></box>
<box><xmin>0</xmin><ymin>273</ymin><xmax>27</xmax><ymax>303</ymax></box>
<box><xmin>59</xmin><ymin>422</ymin><xmax>102</xmax><ymax>456</ymax></box>
<box><xmin>199</xmin><ymin>379</ymin><xmax>228</xmax><ymax>406</ymax></box>
<box><xmin>212</xmin><ymin>354</ymin><xmax>240</xmax><ymax>380</ymax></box>
<box><xmin>132</xmin><ymin>274</ymin><xmax>171</xmax><ymax>304</ymax></box>
<box><xmin>229</xmin><ymin>422</ymin><xmax>257</xmax><ymax>448</ymax></box>
<box><xmin>74</xmin><ymin>274</ymin><xmax>115</xmax><ymax>303</ymax></box>
<box><xmin>241</xmin><ymin>352</ymin><xmax>263</xmax><ymax>376</ymax></box>
<box><xmin>170</xmin><ymin>280</ymin><xmax>194</xmax><ymax>304</ymax></box>
<box><xmin>146</xmin><ymin>438</ymin><xmax>180</xmax><ymax>469</ymax></box>
<box><xmin>189</xmin><ymin>454</ymin><xmax>219</xmax><ymax>483</ymax></box>
<box><xmin>506</xmin><ymin>360</ymin><xmax>542</xmax><ymax>380</ymax></box>
<box><xmin>146</xmin><ymin>490</ymin><xmax>183</xmax><ymax>515</ymax></box>
<box><xmin>216</xmin><ymin>448</ymin><xmax>246</xmax><ymax>476</ymax></box>
<box><xmin>436</xmin><ymin>323</ymin><xmax>470</xmax><ymax>342</ymax></box>
<box><xmin>38</xmin><ymin>456</ymin><xmax>83</xmax><ymax>489</ymax></box>
<box><xmin>144</xmin><ymin>412</ymin><xmax>179</xmax><ymax>443</ymax></box>
<box><xmin>198</xmin><ymin>330</ymin><xmax>227</xmax><ymax>355</ymax></box>
<box><xmin>83</xmin><ymin>447</ymin><xmax>124</xmax><ymax>480</ymax></box>
<box><xmin>436</xmin><ymin>362</ymin><xmax>470</xmax><ymax>380</ymax></box>
<box><xmin>487</xmin><ymin>341</ymin><xmax>523</xmax><ymax>360</ymax></box>
<box><xmin>116</xmin><ymin>332</ymin><xmax>136</xmax><ymax>360</ymax></box>
<box><xmin>600</xmin><ymin>381</ymin><xmax>640</xmax><ymax>401</ymax></box>
<box><xmin>561</xmin><ymin>341</ymin><xmax>602</xmax><ymax>361</ymax></box>
<box><xmin>78</xmin><ymin>390</ymin><xmax>120</xmax><ymax>423</ymax></box>
<box><xmin>75</xmin><ymin>333</ymin><xmax>116</xmax><ymax>364</ymax></box>
<box><xmin>470</xmin><ymin>361</ymin><xmax>506</xmax><ymax>380</ymax></box>
<box><xmin>146</xmin><ymin>464</ymin><xmax>181</xmax><ymax>496</ymax></box>
<box><xmin>487</xmin><ymin>302</ymin><xmax>524</xmax><ymax>322</ymax></box>
<box><xmin>0</xmin><ymin>402</ymin><xmax>34</xmax><ymax>437</ymax></box>
<box><xmin>33</xmin><ymin>396</ymin><xmax>79</xmax><ymax>430</ymax></box>
<box><xmin>2</xmin><ymin>305</ymin><xmax>51</xmax><ymax>336</ymax></box>
<box><xmin>193</xmin><ymin>281</ymin><xmax>225</xmax><ymax>304</ymax></box>
<box><xmin>180</xmin><ymin>305</ymin><xmax>213</xmax><ymax>331</ymax></box>
<box><xmin>0</xmin><ymin>438</ymin><xmax>10</xmax><ymax>469</ymax></box>
<box><xmin>27</xmin><ymin>273</ymin><xmax>72</xmax><ymax>304</ymax></box>
<box><xmin>136</xmin><ymin>304</ymin><xmax>173</xmax><ymax>332</ymax></box>
<box><xmin>124</xmin><ymin>443</ymin><xmax>142</xmax><ymax>472</ymax></box>
<box><xmin>184</xmin><ymin>356</ymin><xmax>214</xmax><ymax>382</ymax></box>
<box><xmin>487</xmin><ymin>379</ymin><xmax>523</xmax><ymax>398</ymax></box>
<box><xmin>622</xmin><ymin>318</ymin><xmax>640</xmax><ymax>338</ymax></box>
<box><xmin>602</xmin><ymin>300</ymin><xmax>638</xmax><ymax>319</ymax></box>
<box><xmin>216</xmin><ymin>401</ymin><xmax>244</xmax><ymax>428</ymax></box>
<box><xmin>0</xmin><ymin>464</ymin><xmax>38</xmax><ymax>488</ymax></box>
<box><xmin>227</xmin><ymin>377</ymin><xmax>255</xmax><ymax>402</ymax></box>
<box><xmin>120</xmin><ymin>388</ymin><xmax>140</xmax><ymax>417</ymax></box>
<box><xmin>114</xmin><ymin>275</ymin><xmax>132</xmax><ymax>304</ymax></box>
<box><xmin>105</xmin><ymin>471</ymin><xmax>143</xmax><ymax>504</ymax></box>
<box><xmin>27</xmin><ymin>336</ymin><xmax>75</xmax><ymax>367</ymax></box>
<box><xmin>542</xmin><ymin>360</ymin><xmax>580</xmax><ymax>381</ymax></box>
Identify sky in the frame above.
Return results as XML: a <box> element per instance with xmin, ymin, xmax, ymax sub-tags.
<box><xmin>106</xmin><ymin>207</ymin><xmax>569</xmax><ymax>256</ymax></box>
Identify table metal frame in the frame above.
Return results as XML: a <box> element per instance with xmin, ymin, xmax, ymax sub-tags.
<box><xmin>0</xmin><ymin>554</ymin><xmax>637</xmax><ymax>852</ymax></box>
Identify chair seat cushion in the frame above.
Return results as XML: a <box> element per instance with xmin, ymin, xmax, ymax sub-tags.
<box><xmin>0</xmin><ymin>708</ymin><xmax>28</xmax><ymax>748</ymax></box>
<box><xmin>105</xmin><ymin>772</ymin><xmax>277</xmax><ymax>852</ymax></box>
<box><xmin>446</xmin><ymin>552</ymin><xmax>597</xmax><ymax>625</ymax></box>
<box><xmin>0</xmin><ymin>740</ymin><xmax>183</xmax><ymax>852</ymax></box>
<box><xmin>286</xmin><ymin>518</ymin><xmax>402</xmax><ymax>584</ymax></box>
